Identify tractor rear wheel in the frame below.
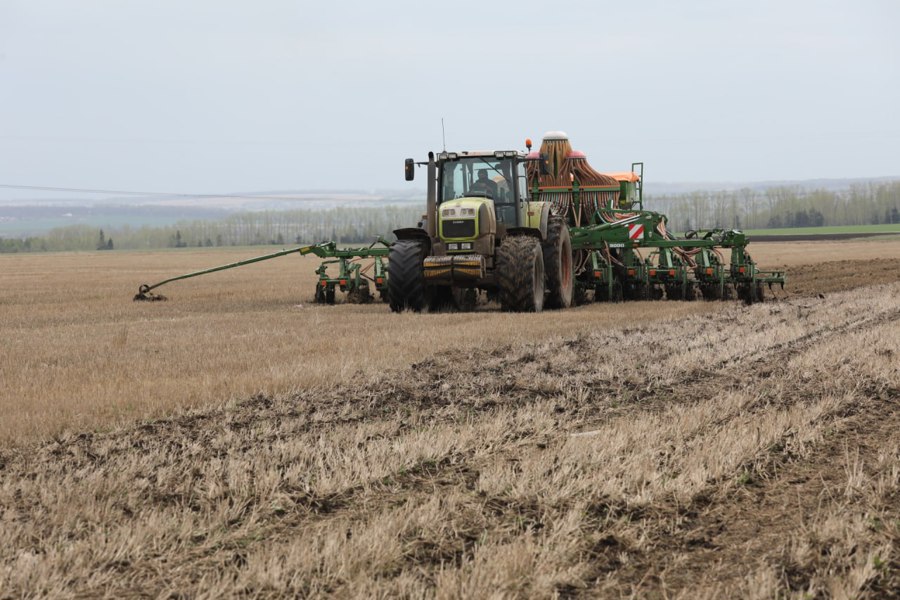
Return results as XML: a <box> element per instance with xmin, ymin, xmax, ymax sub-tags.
<box><xmin>497</xmin><ymin>236</ymin><xmax>545</xmax><ymax>312</ymax></box>
<box><xmin>542</xmin><ymin>217</ymin><xmax>574</xmax><ymax>309</ymax></box>
<box><xmin>388</xmin><ymin>240</ymin><xmax>427</xmax><ymax>312</ymax></box>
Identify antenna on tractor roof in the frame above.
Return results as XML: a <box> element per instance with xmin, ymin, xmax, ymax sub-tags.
<box><xmin>441</xmin><ymin>118</ymin><xmax>447</xmax><ymax>152</ymax></box>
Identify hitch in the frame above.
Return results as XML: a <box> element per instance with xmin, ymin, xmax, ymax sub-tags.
<box><xmin>134</xmin><ymin>284</ymin><xmax>167</xmax><ymax>302</ymax></box>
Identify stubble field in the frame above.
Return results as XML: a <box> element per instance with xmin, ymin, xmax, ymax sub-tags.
<box><xmin>1</xmin><ymin>237</ymin><xmax>899</xmax><ymax>598</ymax></box>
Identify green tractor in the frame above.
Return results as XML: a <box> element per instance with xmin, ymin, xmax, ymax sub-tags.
<box><xmin>390</xmin><ymin>150</ymin><xmax>573</xmax><ymax>312</ymax></box>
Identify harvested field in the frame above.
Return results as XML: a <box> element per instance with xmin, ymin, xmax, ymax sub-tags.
<box><xmin>1</xmin><ymin>238</ymin><xmax>899</xmax><ymax>597</ymax></box>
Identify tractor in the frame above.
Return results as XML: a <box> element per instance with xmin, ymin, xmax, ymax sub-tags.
<box><xmin>390</xmin><ymin>149</ymin><xmax>572</xmax><ymax>312</ymax></box>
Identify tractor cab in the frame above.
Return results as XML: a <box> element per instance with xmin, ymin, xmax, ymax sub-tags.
<box><xmin>436</xmin><ymin>152</ymin><xmax>528</xmax><ymax>229</ymax></box>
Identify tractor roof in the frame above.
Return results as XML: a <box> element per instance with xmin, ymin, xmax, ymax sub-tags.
<box><xmin>437</xmin><ymin>150</ymin><xmax>527</xmax><ymax>161</ymax></box>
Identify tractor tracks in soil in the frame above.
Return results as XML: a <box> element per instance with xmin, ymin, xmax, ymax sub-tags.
<box><xmin>645</xmin><ymin>394</ymin><xmax>900</xmax><ymax>598</ymax></box>
<box><xmin>590</xmin><ymin>388</ymin><xmax>900</xmax><ymax>599</ymax></box>
<box><xmin>573</xmin><ymin>290</ymin><xmax>900</xmax><ymax>597</ymax></box>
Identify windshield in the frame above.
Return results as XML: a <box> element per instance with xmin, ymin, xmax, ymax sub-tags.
<box><xmin>439</xmin><ymin>158</ymin><xmax>514</xmax><ymax>204</ymax></box>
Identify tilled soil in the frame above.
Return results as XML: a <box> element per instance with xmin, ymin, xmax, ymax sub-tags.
<box><xmin>777</xmin><ymin>257</ymin><xmax>900</xmax><ymax>297</ymax></box>
<box><xmin>1</xmin><ymin>262</ymin><xmax>899</xmax><ymax>598</ymax></box>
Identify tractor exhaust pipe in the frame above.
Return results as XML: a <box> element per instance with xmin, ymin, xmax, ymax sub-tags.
<box><xmin>426</xmin><ymin>151</ymin><xmax>436</xmax><ymax>238</ymax></box>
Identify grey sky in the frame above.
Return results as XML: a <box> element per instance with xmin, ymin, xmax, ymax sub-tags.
<box><xmin>1</xmin><ymin>0</ymin><xmax>897</xmax><ymax>197</ymax></box>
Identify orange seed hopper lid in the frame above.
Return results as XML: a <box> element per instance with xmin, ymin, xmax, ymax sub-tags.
<box><xmin>602</xmin><ymin>171</ymin><xmax>641</xmax><ymax>183</ymax></box>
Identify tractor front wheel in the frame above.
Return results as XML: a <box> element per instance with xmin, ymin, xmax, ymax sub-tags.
<box><xmin>388</xmin><ymin>240</ymin><xmax>427</xmax><ymax>312</ymax></box>
<box><xmin>497</xmin><ymin>236</ymin><xmax>545</xmax><ymax>312</ymax></box>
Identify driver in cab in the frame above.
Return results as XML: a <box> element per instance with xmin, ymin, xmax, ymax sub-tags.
<box><xmin>470</xmin><ymin>169</ymin><xmax>498</xmax><ymax>199</ymax></box>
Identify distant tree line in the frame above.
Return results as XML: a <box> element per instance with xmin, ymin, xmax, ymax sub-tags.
<box><xmin>649</xmin><ymin>180</ymin><xmax>900</xmax><ymax>232</ymax></box>
<box><xmin>1</xmin><ymin>181</ymin><xmax>897</xmax><ymax>253</ymax></box>
<box><xmin>0</xmin><ymin>205</ymin><xmax>424</xmax><ymax>253</ymax></box>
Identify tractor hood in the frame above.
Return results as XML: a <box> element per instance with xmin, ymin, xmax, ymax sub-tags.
<box><xmin>439</xmin><ymin>197</ymin><xmax>489</xmax><ymax>218</ymax></box>
<box><xmin>438</xmin><ymin>197</ymin><xmax>496</xmax><ymax>241</ymax></box>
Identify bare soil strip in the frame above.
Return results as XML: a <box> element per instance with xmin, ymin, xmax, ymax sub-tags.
<box><xmin>778</xmin><ymin>257</ymin><xmax>900</xmax><ymax>297</ymax></box>
<box><xmin>752</xmin><ymin>233</ymin><xmax>900</xmax><ymax>242</ymax></box>
<box><xmin>2</xmin><ymin>279</ymin><xmax>898</xmax><ymax>598</ymax></box>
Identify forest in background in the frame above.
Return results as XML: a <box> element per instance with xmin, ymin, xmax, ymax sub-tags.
<box><xmin>652</xmin><ymin>180</ymin><xmax>900</xmax><ymax>232</ymax></box>
<box><xmin>1</xmin><ymin>181</ymin><xmax>898</xmax><ymax>253</ymax></box>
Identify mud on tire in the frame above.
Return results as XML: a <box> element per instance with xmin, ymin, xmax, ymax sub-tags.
<box><xmin>496</xmin><ymin>236</ymin><xmax>545</xmax><ymax>312</ymax></box>
<box><xmin>542</xmin><ymin>217</ymin><xmax>574</xmax><ymax>309</ymax></box>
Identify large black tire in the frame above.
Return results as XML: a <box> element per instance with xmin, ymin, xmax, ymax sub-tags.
<box><xmin>542</xmin><ymin>217</ymin><xmax>574</xmax><ymax>309</ymax></box>
<box><xmin>314</xmin><ymin>283</ymin><xmax>325</xmax><ymax>304</ymax></box>
<box><xmin>496</xmin><ymin>236</ymin><xmax>545</xmax><ymax>312</ymax></box>
<box><xmin>388</xmin><ymin>240</ymin><xmax>427</xmax><ymax>312</ymax></box>
<box><xmin>755</xmin><ymin>281</ymin><xmax>766</xmax><ymax>303</ymax></box>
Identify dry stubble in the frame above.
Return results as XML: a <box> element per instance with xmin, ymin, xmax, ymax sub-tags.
<box><xmin>1</xmin><ymin>275</ymin><xmax>898</xmax><ymax>597</ymax></box>
<box><xmin>1</xmin><ymin>246</ymin><xmax>721</xmax><ymax>444</ymax></box>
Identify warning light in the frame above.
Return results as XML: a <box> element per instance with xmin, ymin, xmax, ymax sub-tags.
<box><xmin>525</xmin><ymin>138</ymin><xmax>533</xmax><ymax>151</ymax></box>
<box><xmin>339</xmin><ymin>279</ymin><xmax>347</xmax><ymax>286</ymax></box>
<box><xmin>668</xmin><ymin>269</ymin><xmax>676</xmax><ymax>276</ymax></box>
<box><xmin>376</xmin><ymin>277</ymin><xmax>384</xmax><ymax>284</ymax></box>
<box><xmin>705</xmin><ymin>268</ymin><xmax>714</xmax><ymax>275</ymax></box>
<box><xmin>649</xmin><ymin>269</ymin><xmax>657</xmax><ymax>277</ymax></box>
<box><xmin>593</xmin><ymin>270</ymin><xmax>601</xmax><ymax>279</ymax></box>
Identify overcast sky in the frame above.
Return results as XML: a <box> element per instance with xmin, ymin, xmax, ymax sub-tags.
<box><xmin>1</xmin><ymin>0</ymin><xmax>898</xmax><ymax>197</ymax></box>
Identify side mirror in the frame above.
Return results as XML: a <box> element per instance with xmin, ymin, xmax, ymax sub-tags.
<box><xmin>404</xmin><ymin>158</ymin><xmax>415</xmax><ymax>181</ymax></box>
